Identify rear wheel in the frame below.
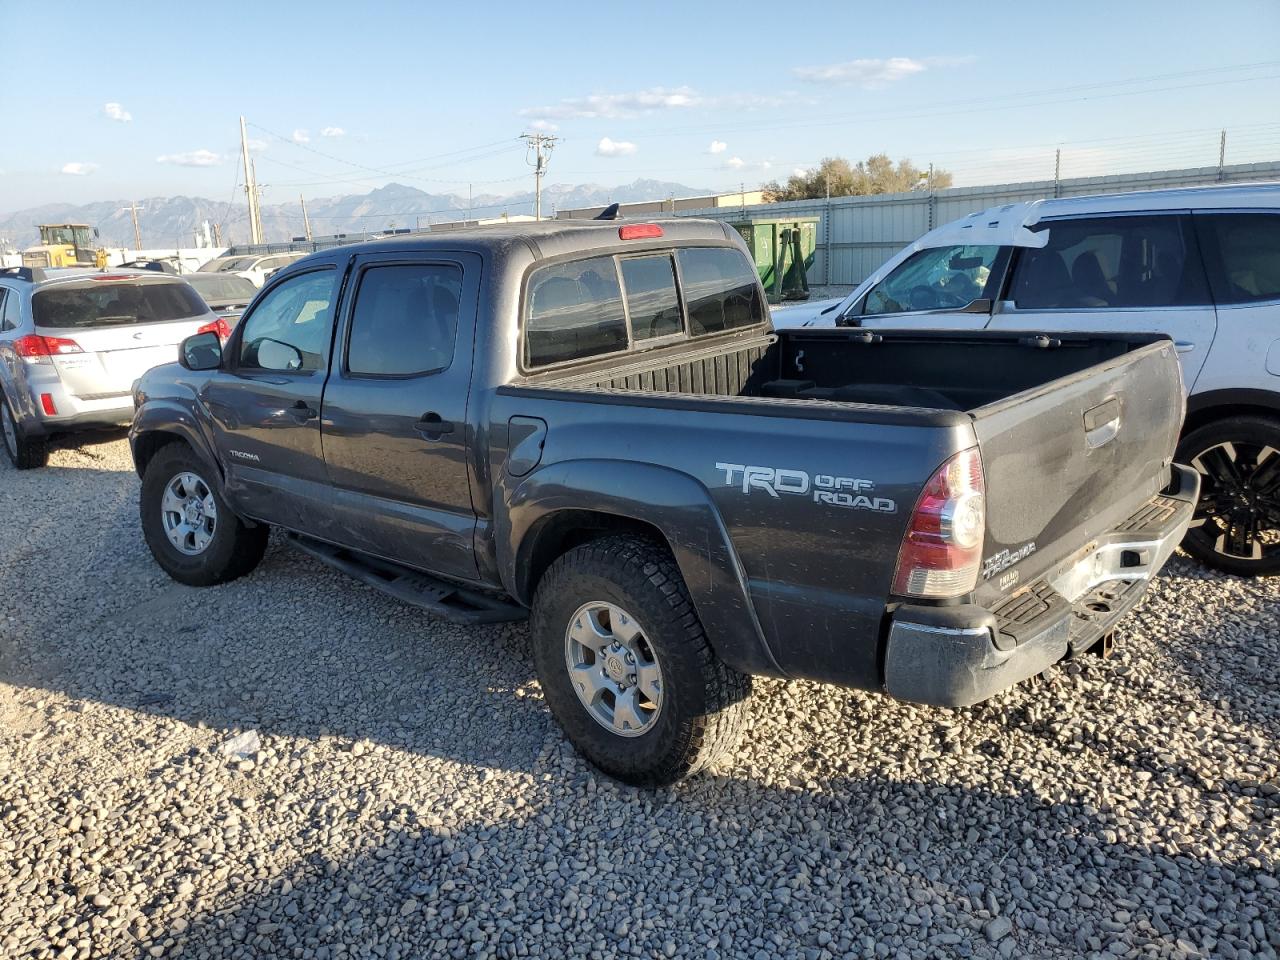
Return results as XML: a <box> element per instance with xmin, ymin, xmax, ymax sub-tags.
<box><xmin>1178</xmin><ymin>415</ymin><xmax>1280</xmax><ymax>577</ymax></box>
<box><xmin>0</xmin><ymin>394</ymin><xmax>48</xmax><ymax>470</ymax></box>
<box><xmin>530</xmin><ymin>535</ymin><xmax>751</xmax><ymax>786</ymax></box>
<box><xmin>140</xmin><ymin>443</ymin><xmax>268</xmax><ymax>586</ymax></box>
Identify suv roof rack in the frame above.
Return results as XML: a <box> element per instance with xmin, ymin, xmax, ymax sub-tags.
<box><xmin>0</xmin><ymin>265</ymin><xmax>46</xmax><ymax>283</ymax></box>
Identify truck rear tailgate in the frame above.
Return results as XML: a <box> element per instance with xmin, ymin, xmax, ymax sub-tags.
<box><xmin>971</xmin><ymin>337</ymin><xmax>1184</xmax><ymax>597</ymax></box>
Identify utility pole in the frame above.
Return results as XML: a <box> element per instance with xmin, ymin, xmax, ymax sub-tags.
<box><xmin>1053</xmin><ymin>148</ymin><xmax>1062</xmax><ymax>198</ymax></box>
<box><xmin>1218</xmin><ymin>128</ymin><xmax>1227</xmax><ymax>182</ymax></box>
<box><xmin>125</xmin><ymin>202</ymin><xmax>143</xmax><ymax>250</ymax></box>
<box><xmin>212</xmin><ymin>222</ymin><xmax>222</xmax><ymax>247</ymax></box>
<box><xmin>521</xmin><ymin>133</ymin><xmax>559</xmax><ymax>221</ymax></box>
<box><xmin>300</xmin><ymin>193</ymin><xmax>312</xmax><ymax>241</ymax></box>
<box><xmin>241</xmin><ymin>115</ymin><xmax>263</xmax><ymax>245</ymax></box>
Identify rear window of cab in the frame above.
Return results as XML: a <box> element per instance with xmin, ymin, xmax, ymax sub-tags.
<box><xmin>524</xmin><ymin>245</ymin><xmax>766</xmax><ymax>369</ymax></box>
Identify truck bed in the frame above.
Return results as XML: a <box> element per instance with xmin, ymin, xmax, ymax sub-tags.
<box><xmin>534</xmin><ymin>328</ymin><xmax>1164</xmax><ymax>415</ymax></box>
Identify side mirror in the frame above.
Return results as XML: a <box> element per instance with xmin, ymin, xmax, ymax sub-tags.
<box><xmin>180</xmin><ymin>331</ymin><xmax>223</xmax><ymax>371</ymax></box>
<box><xmin>960</xmin><ymin>298</ymin><xmax>993</xmax><ymax>314</ymax></box>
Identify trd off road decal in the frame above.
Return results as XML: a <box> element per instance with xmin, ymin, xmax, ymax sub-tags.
<box><xmin>981</xmin><ymin>542</ymin><xmax>1037</xmax><ymax>581</ymax></box>
<box><xmin>714</xmin><ymin>463</ymin><xmax>897</xmax><ymax>513</ymax></box>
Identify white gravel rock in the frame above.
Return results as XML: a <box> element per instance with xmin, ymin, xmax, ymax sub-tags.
<box><xmin>0</xmin><ymin>433</ymin><xmax>1277</xmax><ymax>960</ymax></box>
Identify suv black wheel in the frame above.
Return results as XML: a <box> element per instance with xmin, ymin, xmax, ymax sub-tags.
<box><xmin>140</xmin><ymin>443</ymin><xmax>269</xmax><ymax>586</ymax></box>
<box><xmin>530</xmin><ymin>535</ymin><xmax>751</xmax><ymax>786</ymax></box>
<box><xmin>0</xmin><ymin>393</ymin><xmax>48</xmax><ymax>470</ymax></box>
<box><xmin>1178</xmin><ymin>415</ymin><xmax>1280</xmax><ymax>577</ymax></box>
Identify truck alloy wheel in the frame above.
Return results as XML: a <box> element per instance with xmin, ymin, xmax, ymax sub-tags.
<box><xmin>1180</xmin><ymin>415</ymin><xmax>1280</xmax><ymax>576</ymax></box>
<box><xmin>563</xmin><ymin>601</ymin><xmax>664</xmax><ymax>737</ymax></box>
<box><xmin>161</xmin><ymin>471</ymin><xmax>219</xmax><ymax>556</ymax></box>
<box><xmin>530</xmin><ymin>535</ymin><xmax>751</xmax><ymax>786</ymax></box>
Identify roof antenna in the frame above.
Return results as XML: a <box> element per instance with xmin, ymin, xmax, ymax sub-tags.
<box><xmin>593</xmin><ymin>203</ymin><xmax>620</xmax><ymax>221</ymax></box>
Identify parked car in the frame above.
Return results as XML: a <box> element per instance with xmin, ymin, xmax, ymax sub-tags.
<box><xmin>198</xmin><ymin>252</ymin><xmax>307</xmax><ymax>288</ymax></box>
<box><xmin>772</xmin><ymin>183</ymin><xmax>1280</xmax><ymax>576</ymax></box>
<box><xmin>129</xmin><ymin>219</ymin><xmax>1195</xmax><ymax>785</ymax></box>
<box><xmin>182</xmin><ymin>273</ymin><xmax>258</xmax><ymax>340</ymax></box>
<box><xmin>0</xmin><ymin>265</ymin><xmax>217</xmax><ymax>468</ymax></box>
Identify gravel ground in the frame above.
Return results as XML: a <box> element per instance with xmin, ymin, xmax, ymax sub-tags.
<box><xmin>1</xmin><ymin>433</ymin><xmax>1277</xmax><ymax>960</ymax></box>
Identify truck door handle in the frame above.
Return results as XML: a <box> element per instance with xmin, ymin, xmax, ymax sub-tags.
<box><xmin>1174</xmin><ymin>341</ymin><xmax>1196</xmax><ymax>354</ymax></box>
<box><xmin>414</xmin><ymin>412</ymin><xmax>455</xmax><ymax>440</ymax></box>
<box><xmin>287</xmin><ymin>400</ymin><xmax>318</xmax><ymax>422</ymax></box>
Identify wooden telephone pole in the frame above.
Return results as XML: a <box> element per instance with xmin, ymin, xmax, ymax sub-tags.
<box><xmin>240</xmin><ymin>115</ymin><xmax>263</xmax><ymax>245</ymax></box>
<box><xmin>126</xmin><ymin>202</ymin><xmax>143</xmax><ymax>250</ymax></box>
<box><xmin>300</xmin><ymin>193</ymin><xmax>313</xmax><ymax>241</ymax></box>
<box><xmin>521</xmin><ymin>133</ymin><xmax>559</xmax><ymax>221</ymax></box>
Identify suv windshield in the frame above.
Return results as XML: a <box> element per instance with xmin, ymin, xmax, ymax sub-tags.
<box><xmin>216</xmin><ymin>257</ymin><xmax>258</xmax><ymax>272</ymax></box>
<box><xmin>33</xmin><ymin>279</ymin><xmax>208</xmax><ymax>329</ymax></box>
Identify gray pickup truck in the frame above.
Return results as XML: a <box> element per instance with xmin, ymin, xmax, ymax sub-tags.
<box><xmin>130</xmin><ymin>218</ymin><xmax>1198</xmax><ymax>785</ymax></box>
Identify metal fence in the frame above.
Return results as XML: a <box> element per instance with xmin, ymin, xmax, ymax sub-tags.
<box><xmin>676</xmin><ymin>159</ymin><xmax>1280</xmax><ymax>289</ymax></box>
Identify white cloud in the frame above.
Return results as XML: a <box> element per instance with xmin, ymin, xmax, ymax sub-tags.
<box><xmin>708</xmin><ymin>140</ymin><xmax>727</xmax><ymax>154</ymax></box>
<box><xmin>762</xmin><ymin>161</ymin><xmax>772</xmax><ymax>170</ymax></box>
<box><xmin>792</xmin><ymin>167</ymin><xmax>810</xmax><ymax>178</ymax></box>
<box><xmin>291</xmin><ymin>128</ymin><xmax>310</xmax><ymax>143</ymax></box>
<box><xmin>596</xmin><ymin>137</ymin><xmax>637</xmax><ymax>158</ymax></box>
<box><xmin>104</xmin><ymin>102</ymin><xmax>131</xmax><ymax>123</ymax></box>
<box><xmin>522</xmin><ymin>87</ymin><xmax>794</xmax><ymax>121</ymax></box>
<box><xmin>320</xmin><ymin>126</ymin><xmax>345</xmax><ymax>138</ymax></box>
<box><xmin>724</xmin><ymin>156</ymin><xmax>745</xmax><ymax>169</ymax></box>
<box><xmin>793</xmin><ymin>55</ymin><xmax>971</xmax><ymax>87</ymax></box>
<box><xmin>528</xmin><ymin>119</ymin><xmax>559</xmax><ymax>132</ymax></box>
<box><xmin>246</xmin><ymin>138</ymin><xmax>268</xmax><ymax>153</ymax></box>
<box><xmin>155</xmin><ymin>149</ymin><xmax>223</xmax><ymax>167</ymax></box>
<box><xmin>61</xmin><ymin>162</ymin><xmax>97</xmax><ymax>176</ymax></box>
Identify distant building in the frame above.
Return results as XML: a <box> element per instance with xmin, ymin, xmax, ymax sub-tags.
<box><xmin>428</xmin><ymin>213</ymin><xmax>539</xmax><ymax>232</ymax></box>
<box><xmin>556</xmin><ymin>190</ymin><xmax>767</xmax><ymax>220</ymax></box>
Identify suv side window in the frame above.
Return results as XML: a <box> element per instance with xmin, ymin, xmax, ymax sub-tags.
<box><xmin>2</xmin><ymin>288</ymin><xmax>23</xmax><ymax>330</ymax></box>
<box><xmin>675</xmin><ymin>247</ymin><xmax>765</xmax><ymax>335</ymax></box>
<box><xmin>862</xmin><ymin>245</ymin><xmax>1000</xmax><ymax>316</ymax></box>
<box><xmin>238</xmin><ymin>269</ymin><xmax>335</xmax><ymax>373</ymax></box>
<box><xmin>525</xmin><ymin>256</ymin><xmax>627</xmax><ymax>367</ymax></box>
<box><xmin>1195</xmin><ymin>212</ymin><xmax>1280</xmax><ymax>305</ymax></box>
<box><xmin>1011</xmin><ymin>215</ymin><xmax>1209</xmax><ymax>309</ymax></box>
<box><xmin>346</xmin><ymin>263</ymin><xmax>462</xmax><ymax>376</ymax></box>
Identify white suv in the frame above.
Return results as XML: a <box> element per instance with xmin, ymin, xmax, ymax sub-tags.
<box><xmin>771</xmin><ymin>183</ymin><xmax>1280</xmax><ymax>576</ymax></box>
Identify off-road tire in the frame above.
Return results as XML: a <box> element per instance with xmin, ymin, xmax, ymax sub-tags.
<box><xmin>1177</xmin><ymin>414</ymin><xmax>1280</xmax><ymax>578</ymax></box>
<box><xmin>531</xmin><ymin>535</ymin><xmax>751</xmax><ymax>786</ymax></box>
<box><xmin>1</xmin><ymin>393</ymin><xmax>49</xmax><ymax>470</ymax></box>
<box><xmin>139</xmin><ymin>443</ymin><xmax>269</xmax><ymax>586</ymax></box>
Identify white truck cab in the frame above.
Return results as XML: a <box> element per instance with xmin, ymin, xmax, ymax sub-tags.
<box><xmin>772</xmin><ymin>183</ymin><xmax>1280</xmax><ymax>576</ymax></box>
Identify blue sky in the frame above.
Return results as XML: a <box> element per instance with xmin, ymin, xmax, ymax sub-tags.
<box><xmin>3</xmin><ymin>0</ymin><xmax>1279</xmax><ymax>213</ymax></box>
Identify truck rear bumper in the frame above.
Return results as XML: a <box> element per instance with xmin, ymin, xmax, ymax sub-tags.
<box><xmin>883</xmin><ymin>463</ymin><xmax>1199</xmax><ymax>708</ymax></box>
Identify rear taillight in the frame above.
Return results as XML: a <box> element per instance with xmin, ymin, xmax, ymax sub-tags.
<box><xmin>13</xmin><ymin>334</ymin><xmax>84</xmax><ymax>363</ymax></box>
<box><xmin>893</xmin><ymin>447</ymin><xmax>986</xmax><ymax>599</ymax></box>
<box><xmin>197</xmin><ymin>318</ymin><xmax>232</xmax><ymax>342</ymax></box>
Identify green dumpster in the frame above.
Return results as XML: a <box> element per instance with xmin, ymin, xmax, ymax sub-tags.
<box><xmin>731</xmin><ymin>218</ymin><xmax>818</xmax><ymax>302</ymax></box>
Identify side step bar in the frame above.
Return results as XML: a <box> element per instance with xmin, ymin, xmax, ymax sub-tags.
<box><xmin>286</xmin><ymin>533</ymin><xmax>527</xmax><ymax>625</ymax></box>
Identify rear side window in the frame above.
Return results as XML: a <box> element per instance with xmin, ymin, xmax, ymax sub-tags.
<box><xmin>1011</xmin><ymin>215</ymin><xmax>1209</xmax><ymax>309</ymax></box>
<box><xmin>676</xmin><ymin>247</ymin><xmax>765</xmax><ymax>335</ymax></box>
<box><xmin>32</xmin><ymin>279</ymin><xmax>208</xmax><ymax>329</ymax></box>
<box><xmin>1196</xmin><ymin>212</ymin><xmax>1280</xmax><ymax>305</ymax></box>
<box><xmin>526</xmin><ymin>256</ymin><xmax>627</xmax><ymax>367</ymax></box>
<box><xmin>620</xmin><ymin>255</ymin><xmax>682</xmax><ymax>340</ymax></box>
<box><xmin>347</xmin><ymin>263</ymin><xmax>462</xmax><ymax>376</ymax></box>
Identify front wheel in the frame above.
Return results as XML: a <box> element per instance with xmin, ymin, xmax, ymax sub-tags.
<box><xmin>139</xmin><ymin>443</ymin><xmax>269</xmax><ymax>586</ymax></box>
<box><xmin>530</xmin><ymin>535</ymin><xmax>751</xmax><ymax>786</ymax></box>
<box><xmin>1</xmin><ymin>394</ymin><xmax>48</xmax><ymax>470</ymax></box>
<box><xmin>1178</xmin><ymin>415</ymin><xmax>1280</xmax><ymax>577</ymax></box>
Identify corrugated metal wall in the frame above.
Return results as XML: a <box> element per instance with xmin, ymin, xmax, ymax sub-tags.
<box><xmin>678</xmin><ymin>160</ymin><xmax>1280</xmax><ymax>287</ymax></box>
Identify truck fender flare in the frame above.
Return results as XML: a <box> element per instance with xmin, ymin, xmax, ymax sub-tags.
<box><xmin>130</xmin><ymin>401</ymin><xmax>222</xmax><ymax>483</ymax></box>
<box><xmin>499</xmin><ymin>459</ymin><xmax>785</xmax><ymax>679</ymax></box>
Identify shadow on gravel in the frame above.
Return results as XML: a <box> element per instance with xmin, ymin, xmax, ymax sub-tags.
<box><xmin>135</xmin><ymin>771</ymin><xmax>1280</xmax><ymax>959</ymax></box>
